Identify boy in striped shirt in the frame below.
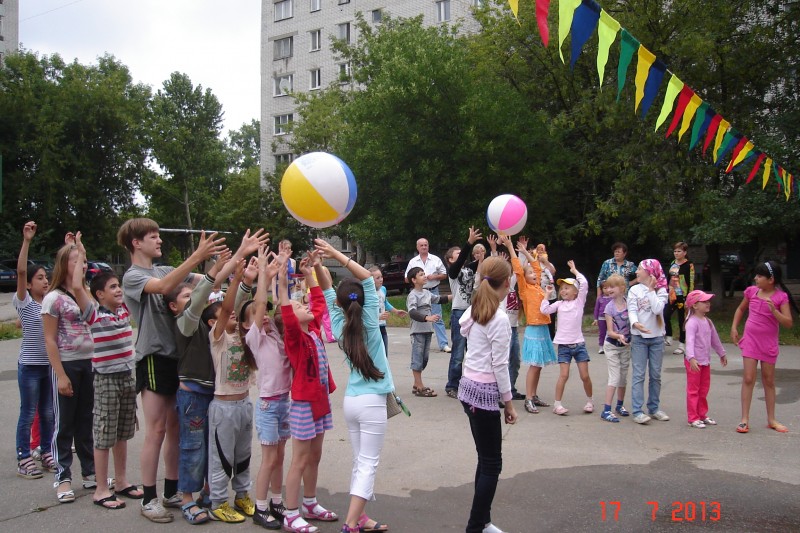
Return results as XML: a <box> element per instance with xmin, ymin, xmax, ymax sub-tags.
<box><xmin>72</xmin><ymin>235</ymin><xmax>141</xmax><ymax>509</ymax></box>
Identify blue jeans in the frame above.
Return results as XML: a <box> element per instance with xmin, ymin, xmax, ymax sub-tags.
<box><xmin>176</xmin><ymin>388</ymin><xmax>213</xmax><ymax>494</ymax></box>
<box><xmin>16</xmin><ymin>364</ymin><xmax>54</xmax><ymax>460</ymax></box>
<box><xmin>631</xmin><ymin>336</ymin><xmax>665</xmax><ymax>416</ymax></box>
<box><xmin>380</xmin><ymin>325</ymin><xmax>389</xmax><ymax>358</ymax></box>
<box><xmin>509</xmin><ymin>327</ymin><xmax>521</xmax><ymax>394</ymax></box>
<box><xmin>447</xmin><ymin>308</ymin><xmax>466</xmax><ymax>391</ymax></box>
<box><xmin>429</xmin><ymin>286</ymin><xmax>449</xmax><ymax>351</ymax></box>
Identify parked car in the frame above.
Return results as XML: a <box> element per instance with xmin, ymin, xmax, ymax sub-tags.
<box><xmin>380</xmin><ymin>260</ymin><xmax>410</xmax><ymax>293</ymax></box>
<box><xmin>702</xmin><ymin>253</ymin><xmax>748</xmax><ymax>292</ymax></box>
<box><xmin>0</xmin><ymin>265</ymin><xmax>18</xmax><ymax>291</ymax></box>
<box><xmin>86</xmin><ymin>261</ymin><xmax>114</xmax><ymax>282</ymax></box>
<box><xmin>0</xmin><ymin>258</ymin><xmax>53</xmax><ymax>277</ymax></box>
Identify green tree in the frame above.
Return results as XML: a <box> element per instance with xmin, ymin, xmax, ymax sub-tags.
<box><xmin>144</xmin><ymin>72</ymin><xmax>227</xmax><ymax>252</ymax></box>
<box><xmin>226</xmin><ymin>119</ymin><xmax>261</xmax><ymax>172</ymax></box>
<box><xmin>0</xmin><ymin>51</ymin><xmax>152</xmax><ymax>258</ymax></box>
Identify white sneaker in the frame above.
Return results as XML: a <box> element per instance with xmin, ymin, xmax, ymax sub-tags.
<box><xmin>633</xmin><ymin>413</ymin><xmax>651</xmax><ymax>424</ymax></box>
<box><xmin>483</xmin><ymin>523</ymin><xmax>508</xmax><ymax>533</ymax></box>
<box><xmin>443</xmin><ymin>345</ymin><xmax>452</xmax><ymax>353</ymax></box>
<box><xmin>598</xmin><ymin>347</ymin><xmax>604</xmax><ymax>354</ymax></box>
<box><xmin>141</xmin><ymin>498</ymin><xmax>174</xmax><ymax>523</ymax></box>
<box><xmin>651</xmin><ymin>410</ymin><xmax>670</xmax><ymax>421</ymax></box>
<box><xmin>689</xmin><ymin>420</ymin><xmax>706</xmax><ymax>429</ymax></box>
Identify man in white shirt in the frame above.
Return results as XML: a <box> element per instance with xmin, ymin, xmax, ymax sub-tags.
<box><xmin>405</xmin><ymin>238</ymin><xmax>450</xmax><ymax>353</ymax></box>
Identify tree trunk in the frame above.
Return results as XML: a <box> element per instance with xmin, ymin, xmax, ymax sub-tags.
<box><xmin>705</xmin><ymin>243</ymin><xmax>725</xmax><ymax>300</ymax></box>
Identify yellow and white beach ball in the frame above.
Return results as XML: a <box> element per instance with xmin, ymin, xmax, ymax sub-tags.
<box><xmin>280</xmin><ymin>152</ymin><xmax>357</xmax><ymax>229</ymax></box>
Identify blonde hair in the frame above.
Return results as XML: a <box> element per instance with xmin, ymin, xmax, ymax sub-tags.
<box><xmin>472</xmin><ymin>244</ymin><xmax>486</xmax><ymax>256</ymax></box>
<box><xmin>471</xmin><ymin>257</ymin><xmax>511</xmax><ymax>325</ymax></box>
<box><xmin>49</xmin><ymin>244</ymin><xmax>82</xmax><ymax>293</ymax></box>
<box><xmin>604</xmin><ymin>274</ymin><xmax>626</xmax><ymax>290</ymax></box>
<box><xmin>117</xmin><ymin>218</ymin><xmax>159</xmax><ymax>253</ymax></box>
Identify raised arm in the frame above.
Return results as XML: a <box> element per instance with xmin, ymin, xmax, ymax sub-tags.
<box><xmin>314</xmin><ymin>238</ymin><xmax>371</xmax><ymax>280</ymax></box>
<box><xmin>212</xmin><ymin>258</ymin><xmax>244</xmax><ymax>341</ymax></box>
<box><xmin>251</xmin><ymin>245</ymin><xmax>276</xmax><ymax>332</ymax></box>
<box><xmin>143</xmin><ymin>231</ymin><xmax>227</xmax><ymax>295</ymax></box>
<box><xmin>16</xmin><ymin>221</ymin><xmax>37</xmax><ymax>301</ymax></box>
<box><xmin>71</xmin><ymin>233</ymin><xmax>93</xmax><ymax>313</ymax></box>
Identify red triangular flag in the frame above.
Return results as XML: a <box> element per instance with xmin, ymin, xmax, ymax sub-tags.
<box><xmin>665</xmin><ymin>85</ymin><xmax>694</xmax><ymax>138</ymax></box>
<box><xmin>702</xmin><ymin>114</ymin><xmax>724</xmax><ymax>157</ymax></box>
<box><xmin>536</xmin><ymin>0</ymin><xmax>551</xmax><ymax>47</ymax></box>
<box><xmin>746</xmin><ymin>153</ymin><xmax>766</xmax><ymax>184</ymax></box>
<box><xmin>725</xmin><ymin>136</ymin><xmax>749</xmax><ymax>173</ymax></box>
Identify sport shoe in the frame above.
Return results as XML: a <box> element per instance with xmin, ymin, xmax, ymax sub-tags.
<box><xmin>689</xmin><ymin>420</ymin><xmax>706</xmax><ymax>429</ymax></box>
<box><xmin>445</xmin><ymin>389</ymin><xmax>458</xmax><ymax>399</ymax></box>
<box><xmin>253</xmin><ymin>508</ymin><xmax>281</xmax><ymax>530</ymax></box>
<box><xmin>510</xmin><ymin>391</ymin><xmax>526</xmax><ymax>400</ymax></box>
<box><xmin>234</xmin><ymin>493</ymin><xmax>255</xmax><ymax>517</ymax></box>
<box><xmin>552</xmin><ymin>405</ymin><xmax>569</xmax><ymax>415</ymax></box>
<box><xmin>633</xmin><ymin>413</ymin><xmax>651</xmax><ymax>424</ymax></box>
<box><xmin>483</xmin><ymin>523</ymin><xmax>508</xmax><ymax>533</ymax></box>
<box><xmin>17</xmin><ymin>457</ymin><xmax>43</xmax><ymax>479</ymax></box>
<box><xmin>598</xmin><ymin>347</ymin><xmax>604</xmax><ymax>354</ymax></box>
<box><xmin>651</xmin><ymin>410</ymin><xmax>670</xmax><ymax>421</ymax></box>
<box><xmin>532</xmin><ymin>395</ymin><xmax>550</xmax><ymax>407</ymax></box>
<box><xmin>600</xmin><ymin>410</ymin><xmax>619</xmax><ymax>423</ymax></box>
<box><xmin>269</xmin><ymin>500</ymin><xmax>287</xmax><ymax>523</ymax></box>
<box><xmin>524</xmin><ymin>399</ymin><xmax>539</xmax><ymax>414</ymax></box>
<box><xmin>702</xmin><ymin>417</ymin><xmax>717</xmax><ymax>426</ymax></box>
<box><xmin>141</xmin><ymin>498</ymin><xmax>174</xmax><ymax>523</ymax></box>
<box><xmin>162</xmin><ymin>491</ymin><xmax>184</xmax><ymax>508</ymax></box>
<box><xmin>583</xmin><ymin>400</ymin><xmax>594</xmax><ymax>413</ymax></box>
<box><xmin>211</xmin><ymin>502</ymin><xmax>246</xmax><ymax>523</ymax></box>
<box><xmin>615</xmin><ymin>405</ymin><xmax>630</xmax><ymax>417</ymax></box>
<box><xmin>443</xmin><ymin>345</ymin><xmax>451</xmax><ymax>353</ymax></box>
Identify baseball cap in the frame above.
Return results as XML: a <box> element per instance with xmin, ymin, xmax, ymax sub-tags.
<box><xmin>557</xmin><ymin>278</ymin><xmax>580</xmax><ymax>288</ymax></box>
<box><xmin>685</xmin><ymin>290</ymin><xmax>714</xmax><ymax>309</ymax></box>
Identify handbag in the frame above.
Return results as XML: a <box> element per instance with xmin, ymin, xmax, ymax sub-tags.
<box><xmin>386</xmin><ymin>391</ymin><xmax>410</xmax><ymax>418</ymax></box>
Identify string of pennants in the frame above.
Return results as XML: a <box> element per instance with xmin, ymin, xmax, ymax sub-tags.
<box><xmin>506</xmin><ymin>0</ymin><xmax>797</xmax><ymax>200</ymax></box>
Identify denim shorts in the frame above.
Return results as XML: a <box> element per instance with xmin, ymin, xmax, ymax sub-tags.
<box><xmin>557</xmin><ymin>343</ymin><xmax>590</xmax><ymax>364</ymax></box>
<box><xmin>176</xmin><ymin>388</ymin><xmax>213</xmax><ymax>493</ymax></box>
<box><xmin>410</xmin><ymin>333</ymin><xmax>432</xmax><ymax>372</ymax></box>
<box><xmin>255</xmin><ymin>394</ymin><xmax>291</xmax><ymax>445</ymax></box>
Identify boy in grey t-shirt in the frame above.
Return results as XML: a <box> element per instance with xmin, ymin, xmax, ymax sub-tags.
<box><xmin>406</xmin><ymin>267</ymin><xmax>451</xmax><ymax>398</ymax></box>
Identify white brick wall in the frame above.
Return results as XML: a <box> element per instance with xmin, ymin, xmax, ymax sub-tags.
<box><xmin>259</xmin><ymin>0</ymin><xmax>482</xmax><ymax>181</ymax></box>
<box><xmin>0</xmin><ymin>0</ymin><xmax>20</xmax><ymax>63</ymax></box>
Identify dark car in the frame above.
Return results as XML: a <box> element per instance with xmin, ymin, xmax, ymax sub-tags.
<box><xmin>0</xmin><ymin>265</ymin><xmax>18</xmax><ymax>291</ymax></box>
<box><xmin>0</xmin><ymin>258</ymin><xmax>53</xmax><ymax>277</ymax></box>
<box><xmin>86</xmin><ymin>261</ymin><xmax>114</xmax><ymax>282</ymax></box>
<box><xmin>380</xmin><ymin>260</ymin><xmax>410</xmax><ymax>293</ymax></box>
<box><xmin>702</xmin><ymin>253</ymin><xmax>748</xmax><ymax>292</ymax></box>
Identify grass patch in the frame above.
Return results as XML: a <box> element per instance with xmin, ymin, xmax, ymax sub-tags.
<box><xmin>386</xmin><ymin>294</ymin><xmax>451</xmax><ymax>328</ymax></box>
<box><xmin>0</xmin><ymin>321</ymin><xmax>22</xmax><ymax>341</ymax></box>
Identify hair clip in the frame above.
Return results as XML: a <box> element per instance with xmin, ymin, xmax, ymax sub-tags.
<box><xmin>765</xmin><ymin>262</ymin><xmax>774</xmax><ymax>277</ymax></box>
<box><xmin>348</xmin><ymin>292</ymin><xmax>358</xmax><ymax>301</ymax></box>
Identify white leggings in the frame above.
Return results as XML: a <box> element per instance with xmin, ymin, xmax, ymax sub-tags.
<box><xmin>343</xmin><ymin>393</ymin><xmax>387</xmax><ymax>500</ymax></box>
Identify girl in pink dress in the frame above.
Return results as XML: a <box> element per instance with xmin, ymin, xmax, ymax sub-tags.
<box><xmin>730</xmin><ymin>261</ymin><xmax>797</xmax><ymax>434</ymax></box>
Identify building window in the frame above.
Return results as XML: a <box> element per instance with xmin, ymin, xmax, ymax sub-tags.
<box><xmin>338</xmin><ymin>62</ymin><xmax>351</xmax><ymax>82</ymax></box>
<box><xmin>274</xmin><ymin>37</ymin><xmax>293</xmax><ymax>59</ymax></box>
<box><xmin>310</xmin><ymin>69</ymin><xmax>321</xmax><ymax>90</ymax></box>
<box><xmin>310</xmin><ymin>0</ymin><xmax>321</xmax><ymax>11</ymax></box>
<box><xmin>371</xmin><ymin>9</ymin><xmax>382</xmax><ymax>23</ymax></box>
<box><xmin>309</xmin><ymin>29</ymin><xmax>321</xmax><ymax>51</ymax></box>
<box><xmin>275</xmin><ymin>153</ymin><xmax>294</xmax><ymax>166</ymax></box>
<box><xmin>273</xmin><ymin>74</ymin><xmax>293</xmax><ymax>96</ymax></box>
<box><xmin>275</xmin><ymin>0</ymin><xmax>293</xmax><ymax>21</ymax></box>
<box><xmin>436</xmin><ymin>0</ymin><xmax>451</xmax><ymax>22</ymax></box>
<box><xmin>274</xmin><ymin>114</ymin><xmax>294</xmax><ymax>135</ymax></box>
<box><xmin>337</xmin><ymin>22</ymin><xmax>351</xmax><ymax>43</ymax></box>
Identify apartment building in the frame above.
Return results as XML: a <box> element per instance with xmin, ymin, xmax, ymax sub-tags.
<box><xmin>259</xmin><ymin>0</ymin><xmax>483</xmax><ymax>179</ymax></box>
<box><xmin>0</xmin><ymin>0</ymin><xmax>20</xmax><ymax>64</ymax></box>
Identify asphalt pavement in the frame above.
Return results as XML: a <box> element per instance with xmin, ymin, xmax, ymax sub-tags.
<box><xmin>0</xmin><ymin>321</ymin><xmax>798</xmax><ymax>532</ymax></box>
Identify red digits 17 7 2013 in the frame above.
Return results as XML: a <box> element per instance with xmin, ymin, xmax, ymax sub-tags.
<box><xmin>599</xmin><ymin>501</ymin><xmax>722</xmax><ymax>522</ymax></box>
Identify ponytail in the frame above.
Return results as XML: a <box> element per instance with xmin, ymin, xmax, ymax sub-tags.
<box><xmin>336</xmin><ymin>278</ymin><xmax>384</xmax><ymax>381</ymax></box>
<box><xmin>754</xmin><ymin>260</ymin><xmax>799</xmax><ymax>314</ymax></box>
<box><xmin>237</xmin><ymin>300</ymin><xmax>258</xmax><ymax>371</ymax></box>
<box><xmin>471</xmin><ymin>257</ymin><xmax>512</xmax><ymax>325</ymax></box>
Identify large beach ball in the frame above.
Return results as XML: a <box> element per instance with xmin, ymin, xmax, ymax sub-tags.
<box><xmin>486</xmin><ymin>194</ymin><xmax>527</xmax><ymax>235</ymax></box>
<box><xmin>280</xmin><ymin>152</ymin><xmax>357</xmax><ymax>229</ymax></box>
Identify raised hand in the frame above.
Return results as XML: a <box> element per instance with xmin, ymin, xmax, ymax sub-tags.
<box><xmin>74</xmin><ymin>231</ymin><xmax>86</xmax><ymax>256</ymax></box>
<box><xmin>243</xmin><ymin>256</ymin><xmax>259</xmax><ymax>285</ymax></box>
<box><xmin>22</xmin><ymin>221</ymin><xmax>37</xmax><ymax>242</ymax></box>
<box><xmin>517</xmin><ymin>235</ymin><xmax>529</xmax><ymax>250</ymax></box>
<box><xmin>313</xmin><ymin>238</ymin><xmax>336</xmax><ymax>258</ymax></box>
<box><xmin>237</xmin><ymin>228</ymin><xmax>270</xmax><ymax>258</ymax></box>
<box><xmin>487</xmin><ymin>234</ymin><xmax>498</xmax><ymax>252</ymax></box>
<box><xmin>64</xmin><ymin>231</ymin><xmax>76</xmax><ymax>245</ymax></box>
<box><xmin>208</xmin><ymin>249</ymin><xmax>232</xmax><ymax>279</ymax></box>
<box><xmin>195</xmin><ymin>231</ymin><xmax>227</xmax><ymax>261</ymax></box>
<box><xmin>468</xmin><ymin>226</ymin><xmax>482</xmax><ymax>245</ymax></box>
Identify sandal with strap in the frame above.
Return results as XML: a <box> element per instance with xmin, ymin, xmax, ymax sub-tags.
<box><xmin>93</xmin><ymin>494</ymin><xmax>126</xmax><ymax>510</ymax></box>
<box><xmin>181</xmin><ymin>502</ymin><xmax>210</xmax><ymax>524</ymax></box>
<box><xmin>41</xmin><ymin>452</ymin><xmax>58</xmax><ymax>473</ymax></box>
<box><xmin>284</xmin><ymin>513</ymin><xmax>319</xmax><ymax>532</ymax></box>
<box><xmin>767</xmin><ymin>422</ymin><xmax>789</xmax><ymax>433</ymax></box>
<box><xmin>17</xmin><ymin>456</ymin><xmax>43</xmax><ymax>479</ymax></box>
<box><xmin>412</xmin><ymin>386</ymin><xmax>437</xmax><ymax>398</ymax></box>
<box><xmin>302</xmin><ymin>501</ymin><xmax>338</xmax><ymax>521</ymax></box>
<box><xmin>736</xmin><ymin>422</ymin><xmax>749</xmax><ymax>433</ymax></box>
<box><xmin>55</xmin><ymin>480</ymin><xmax>76</xmax><ymax>504</ymax></box>
<box><xmin>358</xmin><ymin>513</ymin><xmax>388</xmax><ymax>532</ymax></box>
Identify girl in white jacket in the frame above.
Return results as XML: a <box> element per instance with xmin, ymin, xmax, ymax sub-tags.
<box><xmin>457</xmin><ymin>253</ymin><xmax>518</xmax><ymax>533</ymax></box>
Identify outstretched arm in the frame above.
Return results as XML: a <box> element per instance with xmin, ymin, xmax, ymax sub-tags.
<box><xmin>212</xmin><ymin>258</ymin><xmax>244</xmax><ymax>341</ymax></box>
<box><xmin>71</xmin><ymin>233</ymin><xmax>93</xmax><ymax>314</ymax></box>
<box><xmin>16</xmin><ymin>221</ymin><xmax>37</xmax><ymax>301</ymax></box>
<box><xmin>143</xmin><ymin>231</ymin><xmax>227</xmax><ymax>295</ymax></box>
<box><xmin>314</xmin><ymin>238</ymin><xmax>370</xmax><ymax>280</ymax></box>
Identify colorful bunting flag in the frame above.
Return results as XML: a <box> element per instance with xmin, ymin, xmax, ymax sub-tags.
<box><xmin>634</xmin><ymin>46</ymin><xmax>656</xmax><ymax>113</ymax></box>
<box><xmin>678</xmin><ymin>94</ymin><xmax>702</xmax><ymax>142</ymax></box>
<box><xmin>763</xmin><ymin>158</ymin><xmax>773</xmax><ymax>189</ymax></box>
<box><xmin>712</xmin><ymin>119</ymin><xmax>731</xmax><ymax>161</ymax></box>
<box><xmin>558</xmin><ymin>0</ymin><xmax>582</xmax><ymax>64</ymax></box>
<box><xmin>702</xmin><ymin>114</ymin><xmax>724</xmax><ymax>156</ymax></box>
<box><xmin>508</xmin><ymin>0</ymin><xmax>519</xmax><ymax>20</ymax></box>
<box><xmin>665</xmin><ymin>85</ymin><xmax>694</xmax><ymax>138</ymax></box>
<box><xmin>654</xmin><ymin>75</ymin><xmax>682</xmax><ymax>132</ymax></box>
<box><xmin>773</xmin><ymin>162</ymin><xmax>782</xmax><ymax>194</ymax></box>
<box><xmin>536</xmin><ymin>0</ymin><xmax>552</xmax><ymax>47</ymax></box>
<box><xmin>715</xmin><ymin>131</ymin><xmax>740</xmax><ymax>165</ymax></box>
<box><xmin>570</xmin><ymin>0</ymin><xmax>601</xmax><ymax>69</ymax></box>
<box><xmin>617</xmin><ymin>30</ymin><xmax>640</xmax><ymax>101</ymax></box>
<box><xmin>688</xmin><ymin>103</ymin><xmax>710</xmax><ymax>151</ymax></box>
<box><xmin>746</xmin><ymin>152</ymin><xmax>766</xmax><ymax>184</ymax></box>
<box><xmin>596</xmin><ymin>9</ymin><xmax>620</xmax><ymax>86</ymax></box>
<box><xmin>726</xmin><ymin>139</ymin><xmax>754</xmax><ymax>173</ymax></box>
<box><xmin>639</xmin><ymin>59</ymin><xmax>666</xmax><ymax>119</ymax></box>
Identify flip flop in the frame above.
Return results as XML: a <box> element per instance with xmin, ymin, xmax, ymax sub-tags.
<box><xmin>93</xmin><ymin>494</ymin><xmax>126</xmax><ymax>510</ymax></box>
<box><xmin>736</xmin><ymin>423</ymin><xmax>749</xmax><ymax>433</ymax></box>
<box><xmin>767</xmin><ymin>422</ymin><xmax>789</xmax><ymax>433</ymax></box>
<box><xmin>115</xmin><ymin>485</ymin><xmax>144</xmax><ymax>499</ymax></box>
<box><xmin>358</xmin><ymin>513</ymin><xmax>389</xmax><ymax>532</ymax></box>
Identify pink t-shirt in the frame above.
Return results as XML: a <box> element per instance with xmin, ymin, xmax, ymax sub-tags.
<box><xmin>247</xmin><ymin>323</ymin><xmax>291</xmax><ymax>398</ymax></box>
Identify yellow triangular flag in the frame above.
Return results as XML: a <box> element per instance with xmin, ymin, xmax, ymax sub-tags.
<box><xmin>634</xmin><ymin>46</ymin><xmax>656</xmax><ymax>113</ymax></box>
<box><xmin>678</xmin><ymin>94</ymin><xmax>703</xmax><ymax>141</ymax></box>
<box><xmin>727</xmin><ymin>141</ymin><xmax>754</xmax><ymax>172</ymax></box>
<box><xmin>558</xmin><ymin>0</ymin><xmax>582</xmax><ymax>64</ymax></box>
<box><xmin>712</xmin><ymin>119</ymin><xmax>730</xmax><ymax>163</ymax></box>
<box><xmin>782</xmin><ymin>167</ymin><xmax>790</xmax><ymax>201</ymax></box>
<box><xmin>654</xmin><ymin>75</ymin><xmax>683</xmax><ymax>132</ymax></box>
<box><xmin>508</xmin><ymin>0</ymin><xmax>519</xmax><ymax>20</ymax></box>
<box><xmin>762</xmin><ymin>158</ymin><xmax>773</xmax><ymax>189</ymax></box>
<box><xmin>596</xmin><ymin>10</ymin><xmax>621</xmax><ymax>87</ymax></box>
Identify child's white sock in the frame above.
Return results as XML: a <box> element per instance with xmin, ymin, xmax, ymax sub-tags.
<box><xmin>302</xmin><ymin>496</ymin><xmax>317</xmax><ymax>506</ymax></box>
<box><xmin>554</xmin><ymin>400</ymin><xmax>563</xmax><ymax>408</ymax></box>
<box><xmin>270</xmin><ymin>492</ymin><xmax>283</xmax><ymax>505</ymax></box>
<box><xmin>256</xmin><ymin>499</ymin><xmax>269</xmax><ymax>512</ymax></box>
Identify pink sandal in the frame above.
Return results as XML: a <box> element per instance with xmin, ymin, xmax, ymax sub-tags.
<box><xmin>284</xmin><ymin>513</ymin><xmax>319</xmax><ymax>533</ymax></box>
<box><xmin>302</xmin><ymin>501</ymin><xmax>338</xmax><ymax>521</ymax></box>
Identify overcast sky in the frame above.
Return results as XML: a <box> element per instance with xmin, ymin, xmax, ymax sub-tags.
<box><xmin>19</xmin><ymin>0</ymin><xmax>261</xmax><ymax>136</ymax></box>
